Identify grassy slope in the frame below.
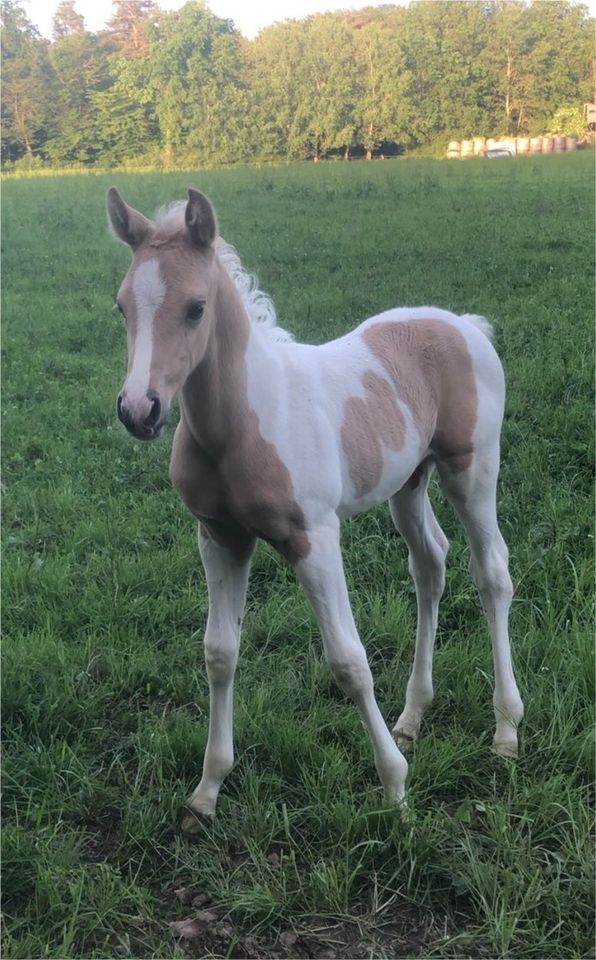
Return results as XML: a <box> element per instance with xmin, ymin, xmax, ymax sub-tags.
<box><xmin>2</xmin><ymin>155</ymin><xmax>594</xmax><ymax>959</ymax></box>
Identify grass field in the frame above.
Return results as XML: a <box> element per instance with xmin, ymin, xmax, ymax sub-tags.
<box><xmin>2</xmin><ymin>154</ymin><xmax>594</xmax><ymax>959</ymax></box>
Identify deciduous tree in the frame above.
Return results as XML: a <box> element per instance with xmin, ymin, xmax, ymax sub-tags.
<box><xmin>350</xmin><ymin>7</ymin><xmax>409</xmax><ymax>157</ymax></box>
<box><xmin>1</xmin><ymin>0</ymin><xmax>52</xmax><ymax>162</ymax></box>
<box><xmin>2</xmin><ymin>0</ymin><xmax>593</xmax><ymax>168</ymax></box>
<box><xmin>148</xmin><ymin>1</ymin><xmax>247</xmax><ymax>165</ymax></box>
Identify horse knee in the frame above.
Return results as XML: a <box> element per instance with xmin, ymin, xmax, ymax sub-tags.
<box><xmin>204</xmin><ymin>638</ymin><xmax>237</xmax><ymax>684</ymax></box>
<box><xmin>471</xmin><ymin>547</ymin><xmax>513</xmax><ymax>606</ymax></box>
<box><xmin>328</xmin><ymin>647</ymin><xmax>372</xmax><ymax>699</ymax></box>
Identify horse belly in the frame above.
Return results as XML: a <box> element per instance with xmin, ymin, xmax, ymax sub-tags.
<box><xmin>337</xmin><ymin>437</ymin><xmax>425</xmax><ymax>519</ymax></box>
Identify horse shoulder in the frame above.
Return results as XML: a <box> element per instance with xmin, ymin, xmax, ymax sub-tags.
<box><xmin>169</xmin><ymin>417</ymin><xmax>224</xmax><ymax>521</ymax></box>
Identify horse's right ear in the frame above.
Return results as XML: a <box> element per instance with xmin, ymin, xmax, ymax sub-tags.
<box><xmin>106</xmin><ymin>187</ymin><xmax>153</xmax><ymax>249</ymax></box>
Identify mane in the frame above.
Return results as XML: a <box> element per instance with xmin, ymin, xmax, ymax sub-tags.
<box><xmin>154</xmin><ymin>202</ymin><xmax>293</xmax><ymax>343</ymax></box>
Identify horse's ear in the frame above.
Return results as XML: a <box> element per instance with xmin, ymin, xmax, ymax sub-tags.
<box><xmin>106</xmin><ymin>187</ymin><xmax>153</xmax><ymax>249</ymax></box>
<box><xmin>185</xmin><ymin>189</ymin><xmax>217</xmax><ymax>249</ymax></box>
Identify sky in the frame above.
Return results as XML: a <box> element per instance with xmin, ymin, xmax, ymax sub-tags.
<box><xmin>23</xmin><ymin>0</ymin><xmax>411</xmax><ymax>39</ymax></box>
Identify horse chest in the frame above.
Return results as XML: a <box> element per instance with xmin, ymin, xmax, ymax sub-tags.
<box><xmin>170</xmin><ymin>422</ymin><xmax>309</xmax><ymax>560</ymax></box>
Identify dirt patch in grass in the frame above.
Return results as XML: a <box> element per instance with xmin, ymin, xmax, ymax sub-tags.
<box><xmin>167</xmin><ymin>885</ymin><xmax>446</xmax><ymax>959</ymax></box>
<box><xmin>80</xmin><ymin>809</ymin><xmax>123</xmax><ymax>864</ymax></box>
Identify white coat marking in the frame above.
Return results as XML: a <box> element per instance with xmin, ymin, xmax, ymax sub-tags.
<box><xmin>126</xmin><ymin>259</ymin><xmax>165</xmax><ymax>402</ymax></box>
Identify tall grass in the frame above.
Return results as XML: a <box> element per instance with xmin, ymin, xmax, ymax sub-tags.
<box><xmin>2</xmin><ymin>154</ymin><xmax>594</xmax><ymax>958</ymax></box>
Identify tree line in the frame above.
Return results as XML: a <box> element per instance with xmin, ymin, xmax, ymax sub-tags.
<box><xmin>1</xmin><ymin>0</ymin><xmax>593</xmax><ymax>170</ymax></box>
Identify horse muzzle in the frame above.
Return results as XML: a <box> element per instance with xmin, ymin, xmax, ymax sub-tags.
<box><xmin>117</xmin><ymin>390</ymin><xmax>168</xmax><ymax>440</ymax></box>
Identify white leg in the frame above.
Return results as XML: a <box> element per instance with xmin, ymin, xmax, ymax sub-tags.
<box><xmin>295</xmin><ymin>515</ymin><xmax>408</xmax><ymax>803</ymax></box>
<box><xmin>439</xmin><ymin>448</ymin><xmax>524</xmax><ymax>756</ymax></box>
<box><xmin>183</xmin><ymin>524</ymin><xmax>254</xmax><ymax>831</ymax></box>
<box><xmin>389</xmin><ymin>465</ymin><xmax>449</xmax><ymax>747</ymax></box>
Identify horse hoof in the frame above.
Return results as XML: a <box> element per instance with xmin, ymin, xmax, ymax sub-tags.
<box><xmin>181</xmin><ymin>809</ymin><xmax>214</xmax><ymax>835</ymax></box>
<box><xmin>493</xmin><ymin>737</ymin><xmax>518</xmax><ymax>759</ymax></box>
<box><xmin>392</xmin><ymin>719</ymin><xmax>419</xmax><ymax>750</ymax></box>
<box><xmin>394</xmin><ymin>731</ymin><xmax>416</xmax><ymax>751</ymax></box>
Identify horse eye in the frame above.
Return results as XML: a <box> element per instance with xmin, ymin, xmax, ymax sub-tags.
<box><xmin>186</xmin><ymin>300</ymin><xmax>205</xmax><ymax>325</ymax></box>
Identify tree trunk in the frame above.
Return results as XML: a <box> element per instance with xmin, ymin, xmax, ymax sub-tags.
<box><xmin>505</xmin><ymin>51</ymin><xmax>512</xmax><ymax>134</ymax></box>
<box><xmin>366</xmin><ymin>122</ymin><xmax>374</xmax><ymax>159</ymax></box>
<box><xmin>163</xmin><ymin>142</ymin><xmax>174</xmax><ymax>169</ymax></box>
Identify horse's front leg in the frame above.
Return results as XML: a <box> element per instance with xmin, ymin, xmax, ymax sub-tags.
<box><xmin>182</xmin><ymin>523</ymin><xmax>255</xmax><ymax>832</ymax></box>
<box><xmin>294</xmin><ymin>515</ymin><xmax>408</xmax><ymax>804</ymax></box>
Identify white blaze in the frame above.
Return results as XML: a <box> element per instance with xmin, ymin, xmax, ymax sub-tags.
<box><xmin>125</xmin><ymin>259</ymin><xmax>165</xmax><ymax>402</ymax></box>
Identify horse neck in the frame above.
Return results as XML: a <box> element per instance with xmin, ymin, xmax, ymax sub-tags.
<box><xmin>180</xmin><ymin>260</ymin><xmax>270</xmax><ymax>455</ymax></box>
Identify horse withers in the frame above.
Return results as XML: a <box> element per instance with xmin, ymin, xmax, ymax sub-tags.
<box><xmin>107</xmin><ymin>186</ymin><xmax>523</xmax><ymax>831</ymax></box>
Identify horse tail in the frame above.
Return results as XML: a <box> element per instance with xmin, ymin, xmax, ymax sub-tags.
<box><xmin>461</xmin><ymin>314</ymin><xmax>494</xmax><ymax>342</ymax></box>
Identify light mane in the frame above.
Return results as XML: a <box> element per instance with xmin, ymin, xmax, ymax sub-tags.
<box><xmin>154</xmin><ymin>202</ymin><xmax>293</xmax><ymax>343</ymax></box>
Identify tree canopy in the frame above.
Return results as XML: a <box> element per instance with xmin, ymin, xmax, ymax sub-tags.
<box><xmin>1</xmin><ymin>0</ymin><xmax>593</xmax><ymax>169</ymax></box>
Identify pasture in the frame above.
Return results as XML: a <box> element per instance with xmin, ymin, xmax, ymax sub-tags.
<box><xmin>2</xmin><ymin>154</ymin><xmax>594</xmax><ymax>959</ymax></box>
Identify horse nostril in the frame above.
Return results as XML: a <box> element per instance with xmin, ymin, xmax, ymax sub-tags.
<box><xmin>144</xmin><ymin>395</ymin><xmax>161</xmax><ymax>429</ymax></box>
<box><xmin>117</xmin><ymin>394</ymin><xmax>126</xmax><ymax>424</ymax></box>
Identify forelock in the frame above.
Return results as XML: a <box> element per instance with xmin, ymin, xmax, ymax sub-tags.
<box><xmin>154</xmin><ymin>201</ymin><xmax>187</xmax><ymax>234</ymax></box>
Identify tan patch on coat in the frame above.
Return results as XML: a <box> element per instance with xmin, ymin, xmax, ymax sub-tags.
<box><xmin>362</xmin><ymin>319</ymin><xmax>478</xmax><ymax>476</ymax></box>
<box><xmin>169</xmin><ymin>261</ymin><xmax>310</xmax><ymax>564</ymax></box>
<box><xmin>341</xmin><ymin>371</ymin><xmax>407</xmax><ymax>498</ymax></box>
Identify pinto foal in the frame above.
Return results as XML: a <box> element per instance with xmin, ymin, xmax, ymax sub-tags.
<box><xmin>107</xmin><ymin>187</ymin><xmax>523</xmax><ymax>829</ymax></box>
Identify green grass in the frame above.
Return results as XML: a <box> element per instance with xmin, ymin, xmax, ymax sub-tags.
<box><xmin>2</xmin><ymin>154</ymin><xmax>594</xmax><ymax>959</ymax></box>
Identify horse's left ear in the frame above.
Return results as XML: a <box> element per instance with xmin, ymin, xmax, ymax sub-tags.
<box><xmin>186</xmin><ymin>189</ymin><xmax>217</xmax><ymax>249</ymax></box>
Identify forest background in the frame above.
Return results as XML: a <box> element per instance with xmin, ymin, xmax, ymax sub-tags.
<box><xmin>2</xmin><ymin>0</ymin><xmax>594</xmax><ymax>172</ymax></box>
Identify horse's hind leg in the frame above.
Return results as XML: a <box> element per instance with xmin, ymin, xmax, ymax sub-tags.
<box><xmin>389</xmin><ymin>460</ymin><xmax>449</xmax><ymax>747</ymax></box>
<box><xmin>438</xmin><ymin>444</ymin><xmax>524</xmax><ymax>757</ymax></box>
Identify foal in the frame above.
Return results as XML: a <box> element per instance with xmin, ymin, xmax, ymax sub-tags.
<box><xmin>107</xmin><ymin>187</ymin><xmax>523</xmax><ymax>828</ymax></box>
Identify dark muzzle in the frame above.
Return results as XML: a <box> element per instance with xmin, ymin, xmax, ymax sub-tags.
<box><xmin>117</xmin><ymin>391</ymin><xmax>164</xmax><ymax>439</ymax></box>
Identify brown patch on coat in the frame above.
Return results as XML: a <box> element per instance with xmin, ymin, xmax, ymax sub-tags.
<box><xmin>362</xmin><ymin>319</ymin><xmax>478</xmax><ymax>476</ymax></box>
<box><xmin>169</xmin><ymin>260</ymin><xmax>310</xmax><ymax>564</ymax></box>
<box><xmin>341</xmin><ymin>371</ymin><xmax>407</xmax><ymax>498</ymax></box>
